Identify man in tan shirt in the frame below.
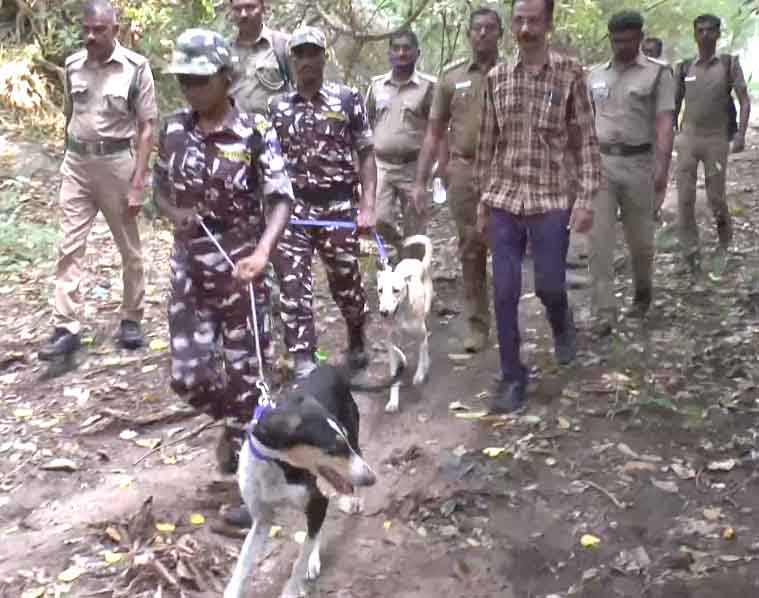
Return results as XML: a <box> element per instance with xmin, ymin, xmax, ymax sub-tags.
<box><xmin>228</xmin><ymin>0</ymin><xmax>291</xmax><ymax>115</ymax></box>
<box><xmin>674</xmin><ymin>13</ymin><xmax>751</xmax><ymax>274</ymax></box>
<box><xmin>588</xmin><ymin>10</ymin><xmax>675</xmax><ymax>333</ymax></box>
<box><xmin>39</xmin><ymin>0</ymin><xmax>157</xmax><ymax>361</ymax></box>
<box><xmin>366</xmin><ymin>29</ymin><xmax>435</xmax><ymax>260</ymax></box>
<box><xmin>413</xmin><ymin>7</ymin><xmax>503</xmax><ymax>353</ymax></box>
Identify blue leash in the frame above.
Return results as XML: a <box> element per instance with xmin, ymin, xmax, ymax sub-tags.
<box><xmin>289</xmin><ymin>218</ymin><xmax>389</xmax><ymax>267</ymax></box>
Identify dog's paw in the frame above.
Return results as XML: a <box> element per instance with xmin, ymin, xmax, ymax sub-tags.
<box><xmin>412</xmin><ymin>370</ymin><xmax>427</xmax><ymax>385</ymax></box>
<box><xmin>384</xmin><ymin>398</ymin><xmax>399</xmax><ymax>413</ymax></box>
<box><xmin>337</xmin><ymin>494</ymin><xmax>364</xmax><ymax>515</ymax></box>
<box><xmin>307</xmin><ymin>547</ymin><xmax>321</xmax><ymax>580</ymax></box>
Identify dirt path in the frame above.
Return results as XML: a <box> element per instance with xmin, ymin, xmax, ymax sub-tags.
<box><xmin>2</xmin><ymin>132</ymin><xmax>759</xmax><ymax>598</ymax></box>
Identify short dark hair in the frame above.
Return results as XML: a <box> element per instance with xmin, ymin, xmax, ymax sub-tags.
<box><xmin>510</xmin><ymin>0</ymin><xmax>555</xmax><ymax>20</ymax></box>
<box><xmin>643</xmin><ymin>37</ymin><xmax>663</xmax><ymax>56</ymax></box>
<box><xmin>694</xmin><ymin>14</ymin><xmax>721</xmax><ymax>30</ymax></box>
<box><xmin>389</xmin><ymin>28</ymin><xmax>419</xmax><ymax>49</ymax></box>
<box><xmin>608</xmin><ymin>10</ymin><xmax>644</xmax><ymax>33</ymax></box>
<box><xmin>470</xmin><ymin>6</ymin><xmax>504</xmax><ymax>32</ymax></box>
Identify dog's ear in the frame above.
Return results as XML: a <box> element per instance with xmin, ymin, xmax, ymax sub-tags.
<box><xmin>256</xmin><ymin>410</ymin><xmax>302</xmax><ymax>446</ymax></box>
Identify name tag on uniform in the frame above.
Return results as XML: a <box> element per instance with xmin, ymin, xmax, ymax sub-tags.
<box><xmin>455</xmin><ymin>80</ymin><xmax>472</xmax><ymax>90</ymax></box>
<box><xmin>591</xmin><ymin>82</ymin><xmax>609</xmax><ymax>101</ymax></box>
<box><xmin>218</xmin><ymin>149</ymin><xmax>252</xmax><ymax>163</ymax></box>
<box><xmin>684</xmin><ymin>76</ymin><xmax>697</xmax><ymax>82</ymax></box>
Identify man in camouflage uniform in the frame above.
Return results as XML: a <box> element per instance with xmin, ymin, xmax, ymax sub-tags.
<box><xmin>153</xmin><ymin>29</ymin><xmax>292</xmax><ymax>427</ymax></box>
<box><xmin>413</xmin><ymin>7</ymin><xmax>502</xmax><ymax>353</ymax></box>
<box><xmin>268</xmin><ymin>26</ymin><xmax>377</xmax><ymax>378</ymax></box>
<box><xmin>39</xmin><ymin>0</ymin><xmax>157</xmax><ymax>360</ymax></box>
<box><xmin>365</xmin><ymin>28</ymin><xmax>435</xmax><ymax>261</ymax></box>
<box><xmin>588</xmin><ymin>11</ymin><xmax>675</xmax><ymax>333</ymax></box>
<box><xmin>228</xmin><ymin>0</ymin><xmax>291</xmax><ymax>115</ymax></box>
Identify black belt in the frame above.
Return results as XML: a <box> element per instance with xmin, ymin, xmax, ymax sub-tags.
<box><xmin>66</xmin><ymin>137</ymin><xmax>132</xmax><ymax>156</ymax></box>
<box><xmin>376</xmin><ymin>153</ymin><xmax>418</xmax><ymax>165</ymax></box>
<box><xmin>294</xmin><ymin>183</ymin><xmax>354</xmax><ymax>205</ymax></box>
<box><xmin>599</xmin><ymin>142</ymin><xmax>652</xmax><ymax>157</ymax></box>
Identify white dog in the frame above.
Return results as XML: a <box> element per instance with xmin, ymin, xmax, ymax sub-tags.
<box><xmin>376</xmin><ymin>234</ymin><xmax>433</xmax><ymax>412</ymax></box>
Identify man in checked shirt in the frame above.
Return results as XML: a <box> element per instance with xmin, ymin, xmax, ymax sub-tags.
<box><xmin>476</xmin><ymin>0</ymin><xmax>602</xmax><ymax>414</ymax></box>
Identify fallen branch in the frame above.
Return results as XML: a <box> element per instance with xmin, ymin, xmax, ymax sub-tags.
<box><xmin>100</xmin><ymin>406</ymin><xmax>199</xmax><ymax>427</ymax></box>
<box><xmin>133</xmin><ymin>418</ymin><xmax>221</xmax><ymax>466</ymax></box>
<box><xmin>579</xmin><ymin>479</ymin><xmax>629</xmax><ymax>509</ymax></box>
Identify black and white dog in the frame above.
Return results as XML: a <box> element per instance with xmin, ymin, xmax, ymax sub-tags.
<box><xmin>224</xmin><ymin>349</ymin><xmax>405</xmax><ymax>598</ymax></box>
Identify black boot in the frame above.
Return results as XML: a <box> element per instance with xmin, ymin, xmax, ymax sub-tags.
<box><xmin>345</xmin><ymin>324</ymin><xmax>369</xmax><ymax>371</ymax></box>
<box><xmin>117</xmin><ymin>319</ymin><xmax>144</xmax><ymax>350</ymax></box>
<box><xmin>38</xmin><ymin>327</ymin><xmax>80</xmax><ymax>361</ymax></box>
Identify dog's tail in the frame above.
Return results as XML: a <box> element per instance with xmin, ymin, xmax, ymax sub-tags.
<box><xmin>402</xmin><ymin>234</ymin><xmax>433</xmax><ymax>270</ymax></box>
<box><xmin>349</xmin><ymin>346</ymin><xmax>406</xmax><ymax>392</ymax></box>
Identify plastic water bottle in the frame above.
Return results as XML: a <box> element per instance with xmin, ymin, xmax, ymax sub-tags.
<box><xmin>432</xmin><ymin>177</ymin><xmax>447</xmax><ymax>204</ymax></box>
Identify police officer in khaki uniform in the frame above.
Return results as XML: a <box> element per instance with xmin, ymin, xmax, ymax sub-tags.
<box><xmin>39</xmin><ymin>0</ymin><xmax>157</xmax><ymax>360</ymax></box>
<box><xmin>366</xmin><ymin>28</ymin><xmax>435</xmax><ymax>260</ymax></box>
<box><xmin>413</xmin><ymin>7</ymin><xmax>502</xmax><ymax>352</ymax></box>
<box><xmin>228</xmin><ymin>0</ymin><xmax>291</xmax><ymax>115</ymax></box>
<box><xmin>674</xmin><ymin>13</ymin><xmax>751</xmax><ymax>274</ymax></box>
<box><xmin>588</xmin><ymin>11</ymin><xmax>674</xmax><ymax>334</ymax></box>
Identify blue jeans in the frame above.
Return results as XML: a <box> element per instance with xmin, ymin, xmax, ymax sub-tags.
<box><xmin>489</xmin><ymin>208</ymin><xmax>571</xmax><ymax>382</ymax></box>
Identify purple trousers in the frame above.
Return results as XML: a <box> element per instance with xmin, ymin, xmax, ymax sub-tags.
<box><xmin>489</xmin><ymin>207</ymin><xmax>572</xmax><ymax>382</ymax></box>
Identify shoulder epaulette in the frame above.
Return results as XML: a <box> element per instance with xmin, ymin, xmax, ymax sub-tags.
<box><xmin>645</xmin><ymin>56</ymin><xmax>669</xmax><ymax>68</ymax></box>
<box><xmin>416</xmin><ymin>71</ymin><xmax>437</xmax><ymax>83</ymax></box>
<box><xmin>120</xmin><ymin>46</ymin><xmax>149</xmax><ymax>66</ymax></box>
<box><xmin>64</xmin><ymin>49</ymin><xmax>86</xmax><ymax>69</ymax></box>
<box><xmin>442</xmin><ymin>57</ymin><xmax>467</xmax><ymax>73</ymax></box>
<box><xmin>371</xmin><ymin>73</ymin><xmax>388</xmax><ymax>82</ymax></box>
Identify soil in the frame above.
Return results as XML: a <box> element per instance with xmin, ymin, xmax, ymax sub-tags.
<box><xmin>1</xmin><ymin>126</ymin><xmax>759</xmax><ymax>598</ymax></box>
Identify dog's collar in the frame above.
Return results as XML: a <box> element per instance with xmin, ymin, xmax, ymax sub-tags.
<box><xmin>247</xmin><ymin>403</ymin><xmax>274</xmax><ymax>462</ymax></box>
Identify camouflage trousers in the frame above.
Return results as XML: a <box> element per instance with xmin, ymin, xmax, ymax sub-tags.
<box><xmin>168</xmin><ymin>230</ymin><xmax>270</xmax><ymax>423</ymax></box>
<box><xmin>273</xmin><ymin>198</ymin><xmax>366</xmax><ymax>358</ymax></box>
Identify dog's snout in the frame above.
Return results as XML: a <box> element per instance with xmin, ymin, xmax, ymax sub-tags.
<box><xmin>350</xmin><ymin>455</ymin><xmax>377</xmax><ymax>487</ymax></box>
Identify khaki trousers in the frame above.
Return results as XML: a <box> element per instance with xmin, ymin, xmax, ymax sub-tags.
<box><xmin>675</xmin><ymin>131</ymin><xmax>731</xmax><ymax>256</ymax></box>
<box><xmin>376</xmin><ymin>159</ymin><xmax>426</xmax><ymax>259</ymax></box>
<box><xmin>54</xmin><ymin>150</ymin><xmax>144</xmax><ymax>334</ymax></box>
<box><xmin>590</xmin><ymin>153</ymin><xmax>655</xmax><ymax>315</ymax></box>
<box><xmin>447</xmin><ymin>156</ymin><xmax>490</xmax><ymax>336</ymax></box>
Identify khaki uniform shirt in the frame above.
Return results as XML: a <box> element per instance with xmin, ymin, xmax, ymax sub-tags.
<box><xmin>430</xmin><ymin>58</ymin><xmax>493</xmax><ymax>159</ymax></box>
<box><xmin>65</xmin><ymin>42</ymin><xmax>157</xmax><ymax>141</ymax></box>
<box><xmin>365</xmin><ymin>70</ymin><xmax>436</xmax><ymax>160</ymax></box>
<box><xmin>678</xmin><ymin>54</ymin><xmax>746</xmax><ymax>136</ymax></box>
<box><xmin>230</xmin><ymin>26</ymin><xmax>290</xmax><ymax>116</ymax></box>
<box><xmin>589</xmin><ymin>53</ymin><xmax>675</xmax><ymax>146</ymax></box>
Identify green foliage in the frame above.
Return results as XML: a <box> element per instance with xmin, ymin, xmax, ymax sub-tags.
<box><xmin>0</xmin><ymin>179</ymin><xmax>59</xmax><ymax>273</ymax></box>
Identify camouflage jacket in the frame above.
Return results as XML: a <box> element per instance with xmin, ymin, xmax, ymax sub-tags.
<box><xmin>267</xmin><ymin>81</ymin><xmax>374</xmax><ymax>191</ymax></box>
<box><xmin>154</xmin><ymin>105</ymin><xmax>293</xmax><ymax>235</ymax></box>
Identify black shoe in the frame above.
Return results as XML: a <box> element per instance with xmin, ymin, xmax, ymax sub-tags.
<box><xmin>38</xmin><ymin>327</ymin><xmax>80</xmax><ymax>361</ymax></box>
<box><xmin>629</xmin><ymin>288</ymin><xmax>652</xmax><ymax>319</ymax></box>
<box><xmin>554</xmin><ymin>309</ymin><xmax>576</xmax><ymax>365</ymax></box>
<box><xmin>345</xmin><ymin>325</ymin><xmax>369</xmax><ymax>371</ymax></box>
<box><xmin>223</xmin><ymin>504</ymin><xmax>252</xmax><ymax>528</ymax></box>
<box><xmin>489</xmin><ymin>379</ymin><xmax>527</xmax><ymax>414</ymax></box>
<box><xmin>716</xmin><ymin>218</ymin><xmax>733</xmax><ymax>249</ymax></box>
<box><xmin>117</xmin><ymin>319</ymin><xmax>144</xmax><ymax>349</ymax></box>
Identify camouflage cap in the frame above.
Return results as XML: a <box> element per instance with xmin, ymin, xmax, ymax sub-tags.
<box><xmin>167</xmin><ymin>28</ymin><xmax>232</xmax><ymax>76</ymax></box>
<box><xmin>289</xmin><ymin>26</ymin><xmax>327</xmax><ymax>51</ymax></box>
